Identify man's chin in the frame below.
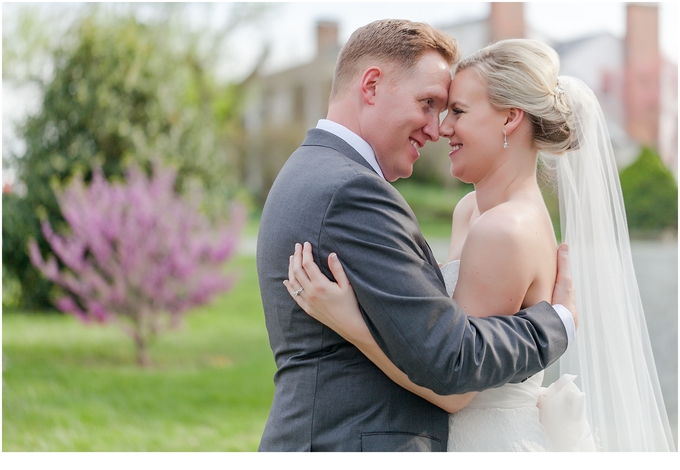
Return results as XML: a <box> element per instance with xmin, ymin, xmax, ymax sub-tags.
<box><xmin>387</xmin><ymin>168</ymin><xmax>414</xmax><ymax>182</ymax></box>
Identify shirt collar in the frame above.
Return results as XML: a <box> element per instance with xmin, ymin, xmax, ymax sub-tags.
<box><xmin>316</xmin><ymin>119</ymin><xmax>385</xmax><ymax>179</ymax></box>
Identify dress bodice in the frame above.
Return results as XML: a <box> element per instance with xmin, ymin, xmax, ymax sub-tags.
<box><xmin>440</xmin><ymin>260</ymin><xmax>597</xmax><ymax>451</ymax></box>
<box><xmin>440</xmin><ymin>260</ymin><xmax>460</xmax><ymax>300</ymax></box>
<box><xmin>441</xmin><ymin>260</ymin><xmax>544</xmax><ymax>408</ymax></box>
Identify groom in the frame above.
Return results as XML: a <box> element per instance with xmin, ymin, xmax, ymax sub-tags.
<box><xmin>257</xmin><ymin>19</ymin><xmax>576</xmax><ymax>452</ymax></box>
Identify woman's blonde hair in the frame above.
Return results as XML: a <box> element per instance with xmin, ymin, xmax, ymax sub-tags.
<box><xmin>455</xmin><ymin>38</ymin><xmax>575</xmax><ymax>154</ymax></box>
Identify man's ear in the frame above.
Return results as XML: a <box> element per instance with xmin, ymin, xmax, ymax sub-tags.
<box><xmin>504</xmin><ymin>108</ymin><xmax>525</xmax><ymax>136</ymax></box>
<box><xmin>360</xmin><ymin>67</ymin><xmax>382</xmax><ymax>105</ymax></box>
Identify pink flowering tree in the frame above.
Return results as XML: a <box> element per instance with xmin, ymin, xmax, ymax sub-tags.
<box><xmin>29</xmin><ymin>163</ymin><xmax>245</xmax><ymax>367</ymax></box>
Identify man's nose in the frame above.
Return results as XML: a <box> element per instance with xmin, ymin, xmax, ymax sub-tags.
<box><xmin>424</xmin><ymin>115</ymin><xmax>440</xmax><ymax>142</ymax></box>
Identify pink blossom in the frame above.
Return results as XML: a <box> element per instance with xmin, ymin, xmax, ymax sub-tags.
<box><xmin>56</xmin><ymin>297</ymin><xmax>90</xmax><ymax>324</ymax></box>
<box><xmin>87</xmin><ymin>300</ymin><xmax>110</xmax><ymax>323</ymax></box>
<box><xmin>29</xmin><ymin>161</ymin><xmax>243</xmax><ymax>360</ymax></box>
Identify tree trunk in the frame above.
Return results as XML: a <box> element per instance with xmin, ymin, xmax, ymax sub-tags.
<box><xmin>134</xmin><ymin>333</ymin><xmax>152</xmax><ymax>368</ymax></box>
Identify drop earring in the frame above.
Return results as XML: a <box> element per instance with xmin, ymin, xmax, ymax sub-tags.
<box><xmin>503</xmin><ymin>129</ymin><xmax>509</xmax><ymax>149</ymax></box>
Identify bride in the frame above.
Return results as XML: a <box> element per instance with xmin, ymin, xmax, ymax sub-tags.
<box><xmin>284</xmin><ymin>39</ymin><xmax>675</xmax><ymax>451</ymax></box>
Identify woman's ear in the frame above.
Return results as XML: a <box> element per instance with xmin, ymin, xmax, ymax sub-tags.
<box><xmin>360</xmin><ymin>67</ymin><xmax>382</xmax><ymax>105</ymax></box>
<box><xmin>504</xmin><ymin>108</ymin><xmax>525</xmax><ymax>136</ymax></box>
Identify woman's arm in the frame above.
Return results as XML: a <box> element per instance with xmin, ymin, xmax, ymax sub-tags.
<box><xmin>447</xmin><ymin>190</ymin><xmax>478</xmax><ymax>263</ymax></box>
<box><xmin>285</xmin><ymin>242</ymin><xmax>475</xmax><ymax>414</ymax></box>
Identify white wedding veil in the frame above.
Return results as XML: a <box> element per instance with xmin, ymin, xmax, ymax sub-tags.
<box><xmin>542</xmin><ymin>76</ymin><xmax>675</xmax><ymax>451</ymax></box>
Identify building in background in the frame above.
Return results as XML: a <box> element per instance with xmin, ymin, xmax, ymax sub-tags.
<box><xmin>242</xmin><ymin>21</ymin><xmax>340</xmax><ymax>197</ymax></box>
<box><xmin>443</xmin><ymin>2</ymin><xmax>677</xmax><ymax>172</ymax></box>
<box><xmin>242</xmin><ymin>2</ymin><xmax>677</xmax><ymax>196</ymax></box>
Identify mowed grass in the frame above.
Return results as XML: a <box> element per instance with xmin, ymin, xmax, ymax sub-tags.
<box><xmin>392</xmin><ymin>179</ymin><xmax>563</xmax><ymax>241</ymax></box>
<box><xmin>2</xmin><ymin>255</ymin><xmax>276</xmax><ymax>452</ymax></box>
<box><xmin>2</xmin><ymin>182</ymin><xmax>562</xmax><ymax>453</ymax></box>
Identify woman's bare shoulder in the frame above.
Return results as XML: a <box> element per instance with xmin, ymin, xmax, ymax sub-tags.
<box><xmin>453</xmin><ymin>190</ymin><xmax>477</xmax><ymax>218</ymax></box>
<box><xmin>456</xmin><ymin>200</ymin><xmax>553</xmax><ymax>316</ymax></box>
<box><xmin>448</xmin><ymin>191</ymin><xmax>478</xmax><ymax>262</ymax></box>
<box><xmin>466</xmin><ymin>200</ymin><xmax>549</xmax><ymax>258</ymax></box>
<box><xmin>471</xmin><ymin>201</ymin><xmax>526</xmax><ymax>232</ymax></box>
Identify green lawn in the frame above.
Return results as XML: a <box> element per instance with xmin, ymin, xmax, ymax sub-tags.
<box><xmin>392</xmin><ymin>179</ymin><xmax>471</xmax><ymax>238</ymax></box>
<box><xmin>1</xmin><ymin>182</ymin><xmax>456</xmax><ymax>453</ymax></box>
<box><xmin>2</xmin><ymin>181</ymin><xmax>563</xmax><ymax>452</ymax></box>
<box><xmin>393</xmin><ymin>180</ymin><xmax>563</xmax><ymax>241</ymax></box>
<box><xmin>2</xmin><ymin>255</ymin><xmax>276</xmax><ymax>452</ymax></box>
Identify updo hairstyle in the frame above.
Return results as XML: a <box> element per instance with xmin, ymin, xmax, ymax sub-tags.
<box><xmin>455</xmin><ymin>39</ymin><xmax>575</xmax><ymax>154</ymax></box>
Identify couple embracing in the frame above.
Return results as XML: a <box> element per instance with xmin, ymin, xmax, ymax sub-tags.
<box><xmin>256</xmin><ymin>19</ymin><xmax>674</xmax><ymax>452</ymax></box>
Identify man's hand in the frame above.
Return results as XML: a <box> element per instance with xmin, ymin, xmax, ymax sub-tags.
<box><xmin>552</xmin><ymin>244</ymin><xmax>578</xmax><ymax>329</ymax></box>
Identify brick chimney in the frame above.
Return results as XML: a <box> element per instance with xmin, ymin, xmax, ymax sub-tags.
<box><xmin>316</xmin><ymin>20</ymin><xmax>339</xmax><ymax>58</ymax></box>
<box><xmin>625</xmin><ymin>3</ymin><xmax>661</xmax><ymax>146</ymax></box>
<box><xmin>489</xmin><ymin>2</ymin><xmax>525</xmax><ymax>42</ymax></box>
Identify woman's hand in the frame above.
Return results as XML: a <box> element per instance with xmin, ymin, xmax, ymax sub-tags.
<box><xmin>283</xmin><ymin>242</ymin><xmax>476</xmax><ymax>413</ymax></box>
<box><xmin>552</xmin><ymin>243</ymin><xmax>578</xmax><ymax>329</ymax></box>
<box><xmin>283</xmin><ymin>242</ymin><xmax>368</xmax><ymax>341</ymax></box>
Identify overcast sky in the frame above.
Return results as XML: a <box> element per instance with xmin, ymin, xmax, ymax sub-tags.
<box><xmin>2</xmin><ymin>2</ymin><xmax>677</xmax><ymax>77</ymax></box>
<box><xmin>221</xmin><ymin>1</ymin><xmax>678</xmax><ymax>79</ymax></box>
<box><xmin>2</xmin><ymin>2</ymin><xmax>678</xmax><ymax>184</ymax></box>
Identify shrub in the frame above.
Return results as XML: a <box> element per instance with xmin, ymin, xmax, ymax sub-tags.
<box><xmin>29</xmin><ymin>162</ymin><xmax>244</xmax><ymax>367</ymax></box>
<box><xmin>3</xmin><ymin>5</ymin><xmax>259</xmax><ymax>309</ymax></box>
<box><xmin>619</xmin><ymin>147</ymin><xmax>678</xmax><ymax>233</ymax></box>
<box><xmin>3</xmin><ymin>192</ymin><xmax>55</xmax><ymax>308</ymax></box>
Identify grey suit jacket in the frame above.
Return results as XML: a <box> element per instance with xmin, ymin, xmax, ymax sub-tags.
<box><xmin>257</xmin><ymin>129</ymin><xmax>568</xmax><ymax>452</ymax></box>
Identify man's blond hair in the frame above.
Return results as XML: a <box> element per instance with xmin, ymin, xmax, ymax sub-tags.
<box><xmin>330</xmin><ymin>19</ymin><xmax>460</xmax><ymax>99</ymax></box>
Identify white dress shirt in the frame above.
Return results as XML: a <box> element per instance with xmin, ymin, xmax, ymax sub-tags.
<box><xmin>316</xmin><ymin>119</ymin><xmax>384</xmax><ymax>179</ymax></box>
<box><xmin>315</xmin><ymin>119</ymin><xmax>575</xmax><ymax>348</ymax></box>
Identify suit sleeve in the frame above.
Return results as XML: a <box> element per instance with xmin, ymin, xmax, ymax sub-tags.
<box><xmin>318</xmin><ymin>173</ymin><xmax>568</xmax><ymax>395</ymax></box>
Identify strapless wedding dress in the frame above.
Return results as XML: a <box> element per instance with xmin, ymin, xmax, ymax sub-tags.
<box><xmin>441</xmin><ymin>260</ymin><xmax>598</xmax><ymax>452</ymax></box>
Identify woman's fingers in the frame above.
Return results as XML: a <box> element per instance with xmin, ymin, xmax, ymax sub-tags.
<box><xmin>286</xmin><ymin>244</ymin><xmax>308</xmax><ymax>299</ymax></box>
<box><xmin>283</xmin><ymin>278</ymin><xmax>311</xmax><ymax>311</ymax></box>
<box><xmin>300</xmin><ymin>241</ymin><xmax>327</xmax><ymax>284</ymax></box>
<box><xmin>327</xmin><ymin>252</ymin><xmax>350</xmax><ymax>289</ymax></box>
<box><xmin>287</xmin><ymin>248</ymin><xmax>304</xmax><ymax>291</ymax></box>
<box><xmin>287</xmin><ymin>251</ymin><xmax>297</xmax><ymax>286</ymax></box>
<box><xmin>291</xmin><ymin>243</ymin><xmax>312</xmax><ymax>289</ymax></box>
<box><xmin>553</xmin><ymin>243</ymin><xmax>578</xmax><ymax>329</ymax></box>
<box><xmin>287</xmin><ymin>242</ymin><xmax>345</xmax><ymax>304</ymax></box>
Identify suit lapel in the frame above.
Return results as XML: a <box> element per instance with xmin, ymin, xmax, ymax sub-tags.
<box><xmin>301</xmin><ymin>128</ymin><xmax>377</xmax><ymax>175</ymax></box>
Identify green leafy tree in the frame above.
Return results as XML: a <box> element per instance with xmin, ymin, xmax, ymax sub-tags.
<box><xmin>2</xmin><ymin>4</ymin><xmax>268</xmax><ymax>308</ymax></box>
<box><xmin>619</xmin><ymin>146</ymin><xmax>678</xmax><ymax>233</ymax></box>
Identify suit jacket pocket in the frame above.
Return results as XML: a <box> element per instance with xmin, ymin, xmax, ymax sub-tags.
<box><xmin>361</xmin><ymin>432</ymin><xmax>443</xmax><ymax>452</ymax></box>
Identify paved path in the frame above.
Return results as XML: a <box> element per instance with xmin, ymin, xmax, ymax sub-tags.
<box><xmin>630</xmin><ymin>240</ymin><xmax>678</xmax><ymax>447</ymax></box>
<box><xmin>242</xmin><ymin>236</ymin><xmax>678</xmax><ymax>447</ymax></box>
